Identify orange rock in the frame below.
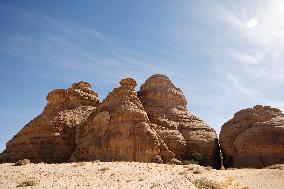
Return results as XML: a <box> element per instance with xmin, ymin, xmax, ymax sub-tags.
<box><xmin>220</xmin><ymin>105</ymin><xmax>284</xmax><ymax>168</ymax></box>
<box><xmin>0</xmin><ymin>81</ymin><xmax>99</xmax><ymax>163</ymax></box>
<box><xmin>138</xmin><ymin>74</ymin><xmax>220</xmax><ymax>168</ymax></box>
<box><xmin>0</xmin><ymin>75</ymin><xmax>222</xmax><ymax>167</ymax></box>
<box><xmin>70</xmin><ymin>78</ymin><xmax>174</xmax><ymax>162</ymax></box>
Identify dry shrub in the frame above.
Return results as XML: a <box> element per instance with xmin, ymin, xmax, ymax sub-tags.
<box><xmin>193</xmin><ymin>177</ymin><xmax>222</xmax><ymax>189</ymax></box>
<box><xmin>169</xmin><ymin>158</ymin><xmax>183</xmax><ymax>165</ymax></box>
<box><xmin>226</xmin><ymin>167</ymin><xmax>237</xmax><ymax>170</ymax></box>
<box><xmin>193</xmin><ymin>168</ymin><xmax>203</xmax><ymax>174</ymax></box>
<box><xmin>223</xmin><ymin>177</ymin><xmax>233</xmax><ymax>188</ymax></box>
<box><xmin>192</xmin><ymin>152</ymin><xmax>203</xmax><ymax>162</ymax></box>
<box><xmin>265</xmin><ymin>164</ymin><xmax>284</xmax><ymax>170</ymax></box>
<box><xmin>17</xmin><ymin>178</ymin><xmax>39</xmax><ymax>187</ymax></box>
<box><xmin>99</xmin><ymin>167</ymin><xmax>110</xmax><ymax>173</ymax></box>
<box><xmin>14</xmin><ymin>159</ymin><xmax>30</xmax><ymax>166</ymax></box>
<box><xmin>182</xmin><ymin>153</ymin><xmax>203</xmax><ymax>165</ymax></box>
<box><xmin>205</xmin><ymin>166</ymin><xmax>212</xmax><ymax>171</ymax></box>
<box><xmin>179</xmin><ymin>169</ymin><xmax>188</xmax><ymax>175</ymax></box>
<box><xmin>154</xmin><ymin>155</ymin><xmax>163</xmax><ymax>164</ymax></box>
<box><xmin>73</xmin><ymin>162</ymin><xmax>86</xmax><ymax>167</ymax></box>
<box><xmin>182</xmin><ymin>164</ymin><xmax>200</xmax><ymax>174</ymax></box>
<box><xmin>150</xmin><ymin>182</ymin><xmax>160</xmax><ymax>188</ymax></box>
<box><xmin>187</xmin><ymin>164</ymin><xmax>196</xmax><ymax>170</ymax></box>
<box><xmin>182</xmin><ymin>160</ymin><xmax>199</xmax><ymax>165</ymax></box>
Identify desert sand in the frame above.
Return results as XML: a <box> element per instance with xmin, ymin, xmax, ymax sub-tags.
<box><xmin>1</xmin><ymin>161</ymin><xmax>283</xmax><ymax>189</ymax></box>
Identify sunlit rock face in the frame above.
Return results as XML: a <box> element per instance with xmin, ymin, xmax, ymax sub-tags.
<box><xmin>220</xmin><ymin>105</ymin><xmax>284</xmax><ymax>168</ymax></box>
<box><xmin>70</xmin><ymin>78</ymin><xmax>174</xmax><ymax>163</ymax></box>
<box><xmin>138</xmin><ymin>74</ymin><xmax>221</xmax><ymax>168</ymax></box>
<box><xmin>0</xmin><ymin>75</ymin><xmax>223</xmax><ymax>167</ymax></box>
<box><xmin>0</xmin><ymin>81</ymin><xmax>100</xmax><ymax>163</ymax></box>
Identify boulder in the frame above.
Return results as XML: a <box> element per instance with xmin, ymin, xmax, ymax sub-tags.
<box><xmin>220</xmin><ymin>105</ymin><xmax>284</xmax><ymax>168</ymax></box>
<box><xmin>138</xmin><ymin>74</ymin><xmax>220</xmax><ymax>168</ymax></box>
<box><xmin>0</xmin><ymin>81</ymin><xmax>100</xmax><ymax>163</ymax></box>
<box><xmin>70</xmin><ymin>78</ymin><xmax>174</xmax><ymax>163</ymax></box>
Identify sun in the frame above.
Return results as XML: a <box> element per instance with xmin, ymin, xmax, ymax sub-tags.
<box><xmin>246</xmin><ymin>18</ymin><xmax>258</xmax><ymax>29</ymax></box>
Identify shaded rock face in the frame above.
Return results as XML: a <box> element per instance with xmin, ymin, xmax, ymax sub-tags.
<box><xmin>70</xmin><ymin>78</ymin><xmax>174</xmax><ymax>163</ymax></box>
<box><xmin>0</xmin><ymin>81</ymin><xmax>100</xmax><ymax>163</ymax></box>
<box><xmin>220</xmin><ymin>105</ymin><xmax>284</xmax><ymax>168</ymax></box>
<box><xmin>138</xmin><ymin>74</ymin><xmax>221</xmax><ymax>168</ymax></box>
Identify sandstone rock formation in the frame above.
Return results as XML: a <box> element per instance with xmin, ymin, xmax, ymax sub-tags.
<box><xmin>138</xmin><ymin>74</ymin><xmax>220</xmax><ymax>168</ymax></box>
<box><xmin>70</xmin><ymin>78</ymin><xmax>174</xmax><ymax>163</ymax></box>
<box><xmin>0</xmin><ymin>81</ymin><xmax>100</xmax><ymax>163</ymax></box>
<box><xmin>220</xmin><ymin>105</ymin><xmax>284</xmax><ymax>168</ymax></box>
<box><xmin>1</xmin><ymin>75</ymin><xmax>222</xmax><ymax>167</ymax></box>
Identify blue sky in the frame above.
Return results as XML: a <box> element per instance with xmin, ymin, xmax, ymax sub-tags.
<box><xmin>1</xmin><ymin>0</ymin><xmax>284</xmax><ymax>152</ymax></box>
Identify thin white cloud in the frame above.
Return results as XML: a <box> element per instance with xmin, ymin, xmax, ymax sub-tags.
<box><xmin>0</xmin><ymin>4</ymin><xmax>189</xmax><ymax>95</ymax></box>
<box><xmin>160</xmin><ymin>1</ymin><xmax>284</xmax><ymax>132</ymax></box>
<box><xmin>213</xmin><ymin>1</ymin><xmax>284</xmax><ymax>72</ymax></box>
<box><xmin>226</xmin><ymin>74</ymin><xmax>254</xmax><ymax>96</ymax></box>
<box><xmin>227</xmin><ymin>49</ymin><xmax>259</xmax><ymax>66</ymax></box>
<box><xmin>1</xmin><ymin>1</ymin><xmax>284</xmax><ymax>136</ymax></box>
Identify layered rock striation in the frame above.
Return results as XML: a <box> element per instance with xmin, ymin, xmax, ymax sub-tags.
<box><xmin>70</xmin><ymin>78</ymin><xmax>174</xmax><ymax>163</ymax></box>
<box><xmin>138</xmin><ymin>74</ymin><xmax>221</xmax><ymax>168</ymax></box>
<box><xmin>220</xmin><ymin>105</ymin><xmax>284</xmax><ymax>168</ymax></box>
<box><xmin>1</xmin><ymin>75</ymin><xmax>222</xmax><ymax>167</ymax></box>
<box><xmin>0</xmin><ymin>81</ymin><xmax>100</xmax><ymax>163</ymax></box>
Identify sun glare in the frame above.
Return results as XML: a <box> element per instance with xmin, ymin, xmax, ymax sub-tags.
<box><xmin>246</xmin><ymin>18</ymin><xmax>258</xmax><ymax>29</ymax></box>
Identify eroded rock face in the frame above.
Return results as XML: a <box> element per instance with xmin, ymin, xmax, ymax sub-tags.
<box><xmin>0</xmin><ymin>81</ymin><xmax>99</xmax><ymax>163</ymax></box>
<box><xmin>1</xmin><ymin>75</ymin><xmax>224</xmax><ymax>166</ymax></box>
<box><xmin>138</xmin><ymin>74</ymin><xmax>220</xmax><ymax>168</ymax></box>
<box><xmin>220</xmin><ymin>105</ymin><xmax>284</xmax><ymax>168</ymax></box>
<box><xmin>70</xmin><ymin>78</ymin><xmax>174</xmax><ymax>163</ymax></box>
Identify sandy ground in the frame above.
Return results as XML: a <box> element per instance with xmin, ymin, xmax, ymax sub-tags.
<box><xmin>219</xmin><ymin>168</ymin><xmax>284</xmax><ymax>189</ymax></box>
<box><xmin>0</xmin><ymin>162</ymin><xmax>283</xmax><ymax>189</ymax></box>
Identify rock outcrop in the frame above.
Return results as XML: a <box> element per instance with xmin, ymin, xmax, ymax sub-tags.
<box><xmin>0</xmin><ymin>81</ymin><xmax>100</xmax><ymax>163</ymax></box>
<box><xmin>138</xmin><ymin>74</ymin><xmax>221</xmax><ymax>168</ymax></box>
<box><xmin>70</xmin><ymin>78</ymin><xmax>174</xmax><ymax>163</ymax></box>
<box><xmin>220</xmin><ymin>105</ymin><xmax>284</xmax><ymax>168</ymax></box>
<box><xmin>1</xmin><ymin>75</ymin><xmax>223</xmax><ymax>166</ymax></box>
